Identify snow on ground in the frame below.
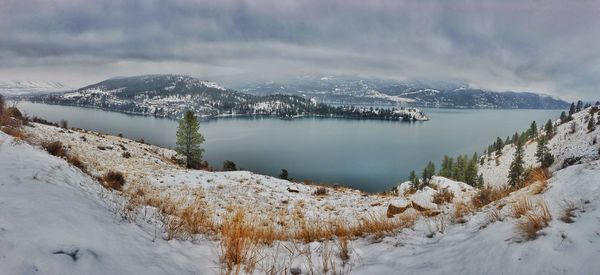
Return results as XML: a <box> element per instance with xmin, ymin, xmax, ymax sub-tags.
<box><xmin>479</xmin><ymin>107</ymin><xmax>600</xmax><ymax>187</ymax></box>
<box><xmin>0</xmin><ymin>132</ymin><xmax>217</xmax><ymax>275</ymax></box>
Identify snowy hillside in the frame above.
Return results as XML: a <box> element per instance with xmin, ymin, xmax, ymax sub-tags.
<box><xmin>1</xmin><ymin>105</ymin><xmax>599</xmax><ymax>274</ymax></box>
<box><xmin>0</xmin><ymin>80</ymin><xmax>70</xmax><ymax>96</ymax></box>
<box><xmin>22</xmin><ymin>74</ymin><xmax>428</xmax><ymax>121</ymax></box>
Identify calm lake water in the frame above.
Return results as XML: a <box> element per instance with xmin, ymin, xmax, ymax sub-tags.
<box><xmin>15</xmin><ymin>101</ymin><xmax>561</xmax><ymax>192</ymax></box>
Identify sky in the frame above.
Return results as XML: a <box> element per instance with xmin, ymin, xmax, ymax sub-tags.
<box><xmin>0</xmin><ymin>0</ymin><xmax>599</xmax><ymax>101</ymax></box>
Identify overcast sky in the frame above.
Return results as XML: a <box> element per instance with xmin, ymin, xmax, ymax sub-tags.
<box><xmin>1</xmin><ymin>0</ymin><xmax>599</xmax><ymax>100</ymax></box>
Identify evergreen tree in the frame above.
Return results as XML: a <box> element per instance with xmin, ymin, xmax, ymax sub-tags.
<box><xmin>535</xmin><ymin>136</ymin><xmax>554</xmax><ymax>168</ymax></box>
<box><xmin>422</xmin><ymin>161</ymin><xmax>436</xmax><ymax>186</ymax></box>
<box><xmin>560</xmin><ymin>111</ymin><xmax>567</xmax><ymax>123</ymax></box>
<box><xmin>569</xmin><ymin>102</ymin><xmax>576</xmax><ymax>116</ymax></box>
<box><xmin>528</xmin><ymin>121</ymin><xmax>538</xmax><ymax>139</ymax></box>
<box><xmin>408</xmin><ymin>170</ymin><xmax>419</xmax><ymax>189</ymax></box>
<box><xmin>544</xmin><ymin>119</ymin><xmax>554</xmax><ymax>137</ymax></box>
<box><xmin>505</xmin><ymin>136</ymin><xmax>511</xmax><ymax>145</ymax></box>
<box><xmin>495</xmin><ymin>137</ymin><xmax>504</xmax><ymax>156</ymax></box>
<box><xmin>464</xmin><ymin>153</ymin><xmax>479</xmax><ymax>186</ymax></box>
<box><xmin>440</xmin><ymin>156</ymin><xmax>454</xmax><ymax>178</ymax></box>
<box><xmin>175</xmin><ymin>110</ymin><xmax>205</xmax><ymax>168</ymax></box>
<box><xmin>508</xmin><ymin>139</ymin><xmax>525</xmax><ymax>187</ymax></box>
<box><xmin>0</xmin><ymin>93</ymin><xmax>4</xmax><ymax>116</ymax></box>
<box><xmin>223</xmin><ymin>160</ymin><xmax>237</xmax><ymax>171</ymax></box>
<box><xmin>279</xmin><ymin>169</ymin><xmax>289</xmax><ymax>180</ymax></box>
<box><xmin>512</xmin><ymin>132</ymin><xmax>520</xmax><ymax>145</ymax></box>
<box><xmin>588</xmin><ymin>116</ymin><xmax>596</xmax><ymax>132</ymax></box>
<box><xmin>576</xmin><ymin>100</ymin><xmax>583</xmax><ymax>112</ymax></box>
<box><xmin>477</xmin><ymin>174</ymin><xmax>485</xmax><ymax>188</ymax></box>
<box><xmin>453</xmin><ymin>155</ymin><xmax>466</xmax><ymax>182</ymax></box>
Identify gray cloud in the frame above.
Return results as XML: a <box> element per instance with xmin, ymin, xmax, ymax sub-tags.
<box><xmin>0</xmin><ymin>0</ymin><xmax>599</xmax><ymax>101</ymax></box>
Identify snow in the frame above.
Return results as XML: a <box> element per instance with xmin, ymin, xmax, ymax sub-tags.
<box><xmin>0</xmin><ymin>80</ymin><xmax>70</xmax><ymax>96</ymax></box>
<box><xmin>0</xmin><ymin>132</ymin><xmax>217</xmax><ymax>275</ymax></box>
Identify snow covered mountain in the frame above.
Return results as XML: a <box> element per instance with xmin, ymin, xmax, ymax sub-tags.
<box><xmin>0</xmin><ymin>80</ymin><xmax>70</xmax><ymax>96</ymax></box>
<box><xmin>24</xmin><ymin>74</ymin><xmax>428</xmax><ymax>121</ymax></box>
<box><xmin>232</xmin><ymin>75</ymin><xmax>569</xmax><ymax>109</ymax></box>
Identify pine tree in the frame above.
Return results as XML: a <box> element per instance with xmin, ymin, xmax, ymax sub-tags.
<box><xmin>569</xmin><ymin>102</ymin><xmax>576</xmax><ymax>116</ymax></box>
<box><xmin>528</xmin><ymin>121</ymin><xmax>538</xmax><ymax>139</ymax></box>
<box><xmin>440</xmin><ymin>156</ymin><xmax>454</xmax><ymax>178</ymax></box>
<box><xmin>512</xmin><ymin>132</ymin><xmax>520</xmax><ymax>145</ymax></box>
<box><xmin>495</xmin><ymin>137</ymin><xmax>504</xmax><ymax>156</ymax></box>
<box><xmin>279</xmin><ymin>169</ymin><xmax>289</xmax><ymax>180</ymax></box>
<box><xmin>535</xmin><ymin>136</ymin><xmax>554</xmax><ymax>168</ymax></box>
<box><xmin>0</xmin><ymin>93</ymin><xmax>5</xmax><ymax>117</ymax></box>
<box><xmin>508</xmin><ymin>139</ymin><xmax>525</xmax><ymax>187</ymax></box>
<box><xmin>588</xmin><ymin>116</ymin><xmax>596</xmax><ymax>132</ymax></box>
<box><xmin>453</xmin><ymin>155</ymin><xmax>466</xmax><ymax>182</ymax></box>
<box><xmin>560</xmin><ymin>111</ymin><xmax>567</xmax><ymax>123</ymax></box>
<box><xmin>422</xmin><ymin>161</ymin><xmax>435</xmax><ymax>187</ymax></box>
<box><xmin>544</xmin><ymin>119</ymin><xmax>554</xmax><ymax>137</ymax></box>
<box><xmin>408</xmin><ymin>170</ymin><xmax>419</xmax><ymax>189</ymax></box>
<box><xmin>176</xmin><ymin>110</ymin><xmax>205</xmax><ymax>168</ymax></box>
<box><xmin>576</xmin><ymin>100</ymin><xmax>583</xmax><ymax>112</ymax></box>
<box><xmin>477</xmin><ymin>174</ymin><xmax>485</xmax><ymax>188</ymax></box>
<box><xmin>464</xmin><ymin>153</ymin><xmax>478</xmax><ymax>186</ymax></box>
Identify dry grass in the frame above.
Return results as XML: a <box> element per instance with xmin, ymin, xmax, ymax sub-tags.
<box><xmin>102</xmin><ymin>171</ymin><xmax>126</xmax><ymax>191</ymax></box>
<box><xmin>42</xmin><ymin>140</ymin><xmax>66</xmax><ymax>157</ymax></box>
<box><xmin>511</xmin><ymin>196</ymin><xmax>534</xmax><ymax>218</ymax></box>
<box><xmin>472</xmin><ymin>186</ymin><xmax>512</xmax><ymax>209</ymax></box>
<box><xmin>524</xmin><ymin>168</ymin><xmax>551</xmax><ymax>194</ymax></box>
<box><xmin>453</xmin><ymin>201</ymin><xmax>473</xmax><ymax>223</ymax></box>
<box><xmin>560</xmin><ymin>200</ymin><xmax>578</xmax><ymax>224</ymax></box>
<box><xmin>516</xmin><ymin>199</ymin><xmax>552</xmax><ymax>240</ymax></box>
<box><xmin>1</xmin><ymin>126</ymin><xmax>26</xmax><ymax>139</ymax></box>
<box><xmin>432</xmin><ymin>187</ymin><xmax>454</xmax><ymax>205</ymax></box>
<box><xmin>219</xmin><ymin>211</ymin><xmax>263</xmax><ymax>274</ymax></box>
<box><xmin>66</xmin><ymin>154</ymin><xmax>86</xmax><ymax>172</ymax></box>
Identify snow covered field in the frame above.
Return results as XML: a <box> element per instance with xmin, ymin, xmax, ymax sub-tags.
<box><xmin>1</xmin><ymin>106</ymin><xmax>599</xmax><ymax>274</ymax></box>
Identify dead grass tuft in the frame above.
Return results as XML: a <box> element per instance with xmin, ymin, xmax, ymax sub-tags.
<box><xmin>102</xmin><ymin>171</ymin><xmax>126</xmax><ymax>191</ymax></box>
<box><xmin>516</xmin><ymin>199</ymin><xmax>552</xmax><ymax>240</ymax></box>
<box><xmin>1</xmin><ymin>126</ymin><xmax>26</xmax><ymax>139</ymax></box>
<box><xmin>472</xmin><ymin>186</ymin><xmax>512</xmax><ymax>209</ymax></box>
<box><xmin>42</xmin><ymin>140</ymin><xmax>66</xmax><ymax>157</ymax></box>
<box><xmin>432</xmin><ymin>187</ymin><xmax>454</xmax><ymax>205</ymax></box>
<box><xmin>560</xmin><ymin>200</ymin><xmax>578</xmax><ymax>224</ymax></box>
<box><xmin>219</xmin><ymin>211</ymin><xmax>263</xmax><ymax>274</ymax></box>
<box><xmin>511</xmin><ymin>196</ymin><xmax>534</xmax><ymax>218</ymax></box>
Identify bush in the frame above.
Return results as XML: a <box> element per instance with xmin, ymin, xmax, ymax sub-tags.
<box><xmin>67</xmin><ymin>154</ymin><xmax>86</xmax><ymax>172</ymax></box>
<box><xmin>279</xmin><ymin>169</ymin><xmax>289</xmax><ymax>180</ymax></box>
<box><xmin>122</xmin><ymin>152</ymin><xmax>131</xmax><ymax>158</ymax></box>
<box><xmin>1</xmin><ymin>126</ymin><xmax>25</xmax><ymax>139</ymax></box>
<box><xmin>60</xmin><ymin>120</ymin><xmax>68</xmax><ymax>129</ymax></box>
<box><xmin>42</xmin><ymin>141</ymin><xmax>66</xmax><ymax>157</ymax></box>
<box><xmin>471</xmin><ymin>186</ymin><xmax>512</xmax><ymax>208</ymax></box>
<box><xmin>313</xmin><ymin>187</ymin><xmax>328</xmax><ymax>196</ymax></box>
<box><xmin>102</xmin><ymin>171</ymin><xmax>126</xmax><ymax>191</ymax></box>
<box><xmin>223</xmin><ymin>160</ymin><xmax>237</xmax><ymax>171</ymax></box>
<box><xmin>432</xmin><ymin>187</ymin><xmax>454</xmax><ymax>205</ymax></box>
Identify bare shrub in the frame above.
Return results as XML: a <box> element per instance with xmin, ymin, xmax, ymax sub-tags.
<box><xmin>453</xmin><ymin>201</ymin><xmax>473</xmax><ymax>223</ymax></box>
<box><xmin>102</xmin><ymin>171</ymin><xmax>126</xmax><ymax>191</ymax></box>
<box><xmin>42</xmin><ymin>141</ymin><xmax>66</xmax><ymax>157</ymax></box>
<box><xmin>432</xmin><ymin>187</ymin><xmax>454</xmax><ymax>205</ymax></box>
<box><xmin>60</xmin><ymin>119</ymin><xmax>68</xmax><ymax>128</ymax></box>
<box><xmin>313</xmin><ymin>187</ymin><xmax>328</xmax><ymax>196</ymax></box>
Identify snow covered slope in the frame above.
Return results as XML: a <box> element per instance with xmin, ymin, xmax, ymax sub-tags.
<box><xmin>0</xmin><ymin>133</ymin><xmax>217</xmax><ymax>275</ymax></box>
<box><xmin>0</xmin><ymin>80</ymin><xmax>70</xmax><ymax>96</ymax></box>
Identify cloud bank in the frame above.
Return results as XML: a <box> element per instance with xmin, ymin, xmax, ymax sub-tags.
<box><xmin>1</xmin><ymin>0</ymin><xmax>599</xmax><ymax>100</ymax></box>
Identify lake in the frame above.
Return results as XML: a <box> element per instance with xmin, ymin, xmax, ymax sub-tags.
<box><xmin>15</xmin><ymin>101</ymin><xmax>561</xmax><ymax>192</ymax></box>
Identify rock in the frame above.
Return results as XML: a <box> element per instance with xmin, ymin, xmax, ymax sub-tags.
<box><xmin>290</xmin><ymin>267</ymin><xmax>302</xmax><ymax>275</ymax></box>
<box><xmin>287</xmin><ymin>186</ymin><xmax>300</xmax><ymax>193</ymax></box>
<box><xmin>562</xmin><ymin>157</ymin><xmax>581</xmax><ymax>168</ymax></box>
<box><xmin>387</xmin><ymin>203</ymin><xmax>409</xmax><ymax>218</ymax></box>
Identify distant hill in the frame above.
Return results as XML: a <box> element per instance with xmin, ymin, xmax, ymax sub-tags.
<box><xmin>25</xmin><ymin>74</ymin><xmax>427</xmax><ymax>121</ymax></box>
<box><xmin>0</xmin><ymin>80</ymin><xmax>70</xmax><ymax>96</ymax></box>
<box><xmin>231</xmin><ymin>75</ymin><xmax>569</xmax><ymax>109</ymax></box>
